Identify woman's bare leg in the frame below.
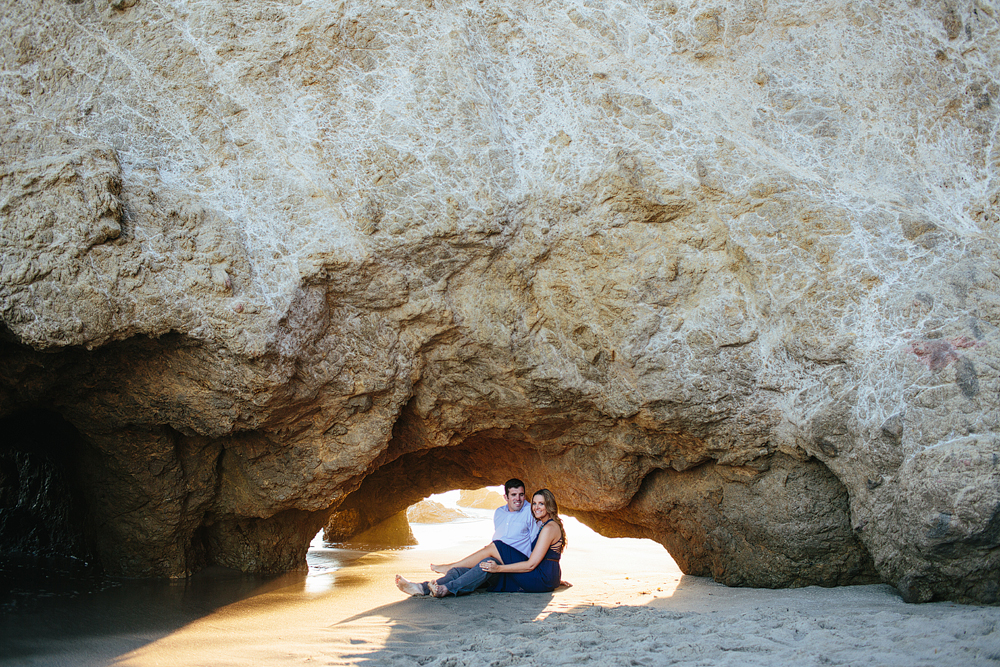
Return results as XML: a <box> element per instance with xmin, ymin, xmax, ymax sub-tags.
<box><xmin>430</xmin><ymin>543</ymin><xmax>503</xmax><ymax>574</ymax></box>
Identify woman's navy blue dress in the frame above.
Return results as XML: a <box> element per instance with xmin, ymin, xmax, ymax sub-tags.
<box><xmin>488</xmin><ymin>520</ymin><xmax>562</xmax><ymax>593</ymax></box>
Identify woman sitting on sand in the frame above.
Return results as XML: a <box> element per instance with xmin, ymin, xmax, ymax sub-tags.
<box><xmin>396</xmin><ymin>488</ymin><xmax>566</xmax><ymax>597</ymax></box>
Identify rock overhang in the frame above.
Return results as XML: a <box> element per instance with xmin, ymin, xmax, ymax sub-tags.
<box><xmin>0</xmin><ymin>0</ymin><xmax>998</xmax><ymax>603</ymax></box>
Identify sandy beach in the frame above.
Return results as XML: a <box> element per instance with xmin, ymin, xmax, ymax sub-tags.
<box><xmin>2</xmin><ymin>510</ymin><xmax>998</xmax><ymax>667</ymax></box>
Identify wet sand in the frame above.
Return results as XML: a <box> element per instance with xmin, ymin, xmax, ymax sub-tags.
<box><xmin>1</xmin><ymin>513</ymin><xmax>998</xmax><ymax>666</ymax></box>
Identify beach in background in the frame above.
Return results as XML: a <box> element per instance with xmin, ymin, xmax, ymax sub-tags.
<box><xmin>1</xmin><ymin>490</ymin><xmax>998</xmax><ymax>666</ymax></box>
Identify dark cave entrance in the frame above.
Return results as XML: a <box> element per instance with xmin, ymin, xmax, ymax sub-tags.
<box><xmin>0</xmin><ymin>408</ymin><xmax>97</xmax><ymax>569</ymax></box>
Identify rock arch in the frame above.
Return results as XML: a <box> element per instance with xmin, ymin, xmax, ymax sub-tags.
<box><xmin>0</xmin><ymin>364</ymin><xmax>876</xmax><ymax>590</ymax></box>
<box><xmin>324</xmin><ymin>427</ymin><xmax>878</xmax><ymax>589</ymax></box>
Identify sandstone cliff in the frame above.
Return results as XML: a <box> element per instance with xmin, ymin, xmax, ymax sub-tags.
<box><xmin>1</xmin><ymin>0</ymin><xmax>998</xmax><ymax>603</ymax></box>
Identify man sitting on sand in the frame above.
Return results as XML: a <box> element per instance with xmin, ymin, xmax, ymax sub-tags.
<box><xmin>396</xmin><ymin>478</ymin><xmax>538</xmax><ymax>596</ymax></box>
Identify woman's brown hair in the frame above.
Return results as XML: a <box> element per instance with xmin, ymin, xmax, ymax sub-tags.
<box><xmin>533</xmin><ymin>488</ymin><xmax>566</xmax><ymax>552</ymax></box>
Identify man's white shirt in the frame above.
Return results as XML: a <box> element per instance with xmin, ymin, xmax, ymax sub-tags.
<box><xmin>492</xmin><ymin>502</ymin><xmax>540</xmax><ymax>557</ymax></box>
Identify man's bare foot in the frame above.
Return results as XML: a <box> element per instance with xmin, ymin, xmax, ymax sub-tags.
<box><xmin>430</xmin><ymin>563</ymin><xmax>448</xmax><ymax>574</ymax></box>
<box><xmin>428</xmin><ymin>582</ymin><xmax>449</xmax><ymax>598</ymax></box>
<box><xmin>395</xmin><ymin>575</ymin><xmax>424</xmax><ymax>596</ymax></box>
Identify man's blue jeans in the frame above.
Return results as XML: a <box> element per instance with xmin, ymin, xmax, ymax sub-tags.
<box><xmin>421</xmin><ymin>559</ymin><xmax>496</xmax><ymax>596</ymax></box>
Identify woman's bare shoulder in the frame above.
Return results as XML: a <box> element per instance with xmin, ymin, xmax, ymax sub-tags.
<box><xmin>539</xmin><ymin>522</ymin><xmax>561</xmax><ymax>538</ymax></box>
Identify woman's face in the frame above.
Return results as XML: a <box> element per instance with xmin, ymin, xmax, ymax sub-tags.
<box><xmin>531</xmin><ymin>494</ymin><xmax>549</xmax><ymax>521</ymax></box>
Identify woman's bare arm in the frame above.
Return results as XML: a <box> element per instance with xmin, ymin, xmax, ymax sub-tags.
<box><xmin>431</xmin><ymin>542</ymin><xmax>502</xmax><ymax>574</ymax></box>
<box><xmin>483</xmin><ymin>524</ymin><xmax>559</xmax><ymax>574</ymax></box>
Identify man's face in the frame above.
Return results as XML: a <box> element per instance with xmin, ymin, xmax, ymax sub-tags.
<box><xmin>505</xmin><ymin>486</ymin><xmax>526</xmax><ymax>512</ymax></box>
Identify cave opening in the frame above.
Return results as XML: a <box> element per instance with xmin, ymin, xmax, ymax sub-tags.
<box><xmin>308</xmin><ymin>485</ymin><xmax>680</xmax><ymax>600</ymax></box>
<box><xmin>313</xmin><ymin>419</ymin><xmax>881</xmax><ymax>593</ymax></box>
<box><xmin>0</xmin><ymin>408</ymin><xmax>95</xmax><ymax>561</ymax></box>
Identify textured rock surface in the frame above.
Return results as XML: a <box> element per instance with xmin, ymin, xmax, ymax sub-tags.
<box><xmin>1</xmin><ymin>0</ymin><xmax>998</xmax><ymax>602</ymax></box>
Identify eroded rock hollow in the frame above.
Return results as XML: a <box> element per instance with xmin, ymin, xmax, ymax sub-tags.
<box><xmin>1</xmin><ymin>0</ymin><xmax>998</xmax><ymax>603</ymax></box>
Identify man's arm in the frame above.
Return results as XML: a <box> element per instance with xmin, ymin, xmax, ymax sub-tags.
<box><xmin>492</xmin><ymin>505</ymin><xmax>506</xmax><ymax>541</ymax></box>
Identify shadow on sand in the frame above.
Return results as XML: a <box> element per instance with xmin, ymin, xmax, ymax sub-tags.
<box><xmin>330</xmin><ymin>589</ymin><xmax>557</xmax><ymax>665</ymax></box>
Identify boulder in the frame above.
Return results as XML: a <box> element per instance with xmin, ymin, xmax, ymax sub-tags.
<box><xmin>407</xmin><ymin>501</ymin><xmax>469</xmax><ymax>524</ymax></box>
<box><xmin>325</xmin><ymin>511</ymin><xmax>416</xmax><ymax>548</ymax></box>
<box><xmin>0</xmin><ymin>0</ymin><xmax>997</xmax><ymax>601</ymax></box>
<box><xmin>457</xmin><ymin>489</ymin><xmax>507</xmax><ymax>510</ymax></box>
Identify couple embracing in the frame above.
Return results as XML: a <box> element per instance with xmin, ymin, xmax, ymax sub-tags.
<box><xmin>395</xmin><ymin>479</ymin><xmax>567</xmax><ymax>597</ymax></box>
